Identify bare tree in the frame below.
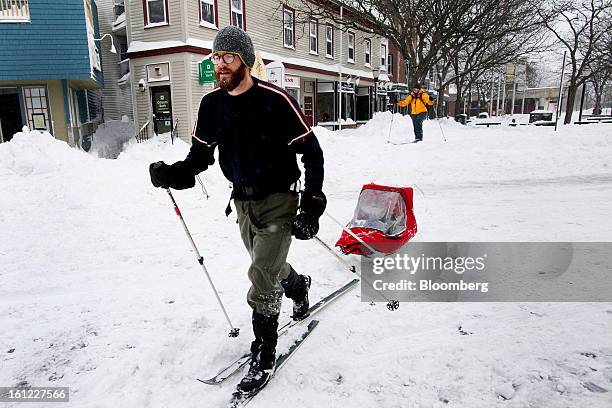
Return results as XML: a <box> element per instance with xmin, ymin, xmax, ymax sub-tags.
<box><xmin>280</xmin><ymin>0</ymin><xmax>548</xmax><ymax>81</ymax></box>
<box><xmin>541</xmin><ymin>0</ymin><xmax>612</xmax><ymax>123</ymax></box>
<box><xmin>588</xmin><ymin>28</ymin><xmax>612</xmax><ymax>114</ymax></box>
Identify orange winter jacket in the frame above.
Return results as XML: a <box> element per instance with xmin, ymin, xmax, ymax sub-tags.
<box><xmin>397</xmin><ymin>90</ymin><xmax>433</xmax><ymax>115</ymax></box>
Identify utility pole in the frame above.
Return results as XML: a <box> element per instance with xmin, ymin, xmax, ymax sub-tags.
<box><xmin>578</xmin><ymin>68</ymin><xmax>591</xmax><ymax>122</ymax></box>
<box><xmin>511</xmin><ymin>64</ymin><xmax>518</xmax><ymax>116</ymax></box>
<box><xmin>501</xmin><ymin>66</ymin><xmax>507</xmax><ymax>115</ymax></box>
<box><xmin>555</xmin><ymin>51</ymin><xmax>567</xmax><ymax>132</ymax></box>
<box><xmin>489</xmin><ymin>76</ymin><xmax>494</xmax><ymax>116</ymax></box>
<box><xmin>496</xmin><ymin>72</ymin><xmax>502</xmax><ymax>116</ymax></box>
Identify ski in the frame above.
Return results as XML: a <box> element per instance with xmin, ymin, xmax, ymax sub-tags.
<box><xmin>228</xmin><ymin>320</ymin><xmax>319</xmax><ymax>408</ymax></box>
<box><xmin>198</xmin><ymin>278</ymin><xmax>359</xmax><ymax>385</ymax></box>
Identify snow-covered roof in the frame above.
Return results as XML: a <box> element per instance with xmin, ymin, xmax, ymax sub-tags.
<box><xmin>186</xmin><ymin>38</ymin><xmax>214</xmax><ymax>49</ymax></box>
<box><xmin>530</xmin><ymin>110</ymin><xmax>554</xmax><ymax>114</ymax></box>
<box><xmin>127</xmin><ymin>40</ymin><xmax>376</xmax><ymax>79</ymax></box>
<box><xmin>117</xmin><ymin>71</ymin><xmax>130</xmax><ymax>85</ymax></box>
<box><xmin>127</xmin><ymin>38</ymin><xmax>214</xmax><ymax>54</ymax></box>
<box><xmin>112</xmin><ymin>13</ymin><xmax>126</xmax><ymax>32</ymax></box>
<box><xmin>258</xmin><ymin>50</ymin><xmax>377</xmax><ymax>79</ymax></box>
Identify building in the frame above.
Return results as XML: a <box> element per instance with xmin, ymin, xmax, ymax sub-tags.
<box><xmin>448</xmin><ymin>85</ymin><xmax>570</xmax><ymax>118</ymax></box>
<box><xmin>122</xmin><ymin>0</ymin><xmax>406</xmax><ymax>141</ymax></box>
<box><xmin>0</xmin><ymin>0</ymin><xmax>104</xmax><ymax>146</ymax></box>
<box><xmin>97</xmin><ymin>0</ymin><xmax>133</xmax><ymax>121</ymax></box>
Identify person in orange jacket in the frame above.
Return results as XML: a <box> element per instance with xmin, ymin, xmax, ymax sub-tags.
<box><xmin>397</xmin><ymin>83</ymin><xmax>434</xmax><ymax>142</ymax></box>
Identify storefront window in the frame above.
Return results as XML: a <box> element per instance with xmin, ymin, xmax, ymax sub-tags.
<box><xmin>340</xmin><ymin>92</ymin><xmax>355</xmax><ymax>120</ymax></box>
<box><xmin>356</xmin><ymin>87</ymin><xmax>371</xmax><ymax>121</ymax></box>
<box><xmin>286</xmin><ymin>87</ymin><xmax>299</xmax><ymax>104</ymax></box>
<box><xmin>375</xmin><ymin>94</ymin><xmax>387</xmax><ymax>112</ymax></box>
<box><xmin>317</xmin><ymin>92</ymin><xmax>334</xmax><ymax>122</ymax></box>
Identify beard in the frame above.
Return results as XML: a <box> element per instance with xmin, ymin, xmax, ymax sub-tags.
<box><xmin>215</xmin><ymin>63</ymin><xmax>248</xmax><ymax>92</ymax></box>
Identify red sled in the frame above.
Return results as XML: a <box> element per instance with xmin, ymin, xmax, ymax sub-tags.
<box><xmin>335</xmin><ymin>184</ymin><xmax>417</xmax><ymax>256</ymax></box>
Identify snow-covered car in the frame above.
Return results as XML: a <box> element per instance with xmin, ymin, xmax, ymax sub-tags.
<box><xmin>529</xmin><ymin>110</ymin><xmax>554</xmax><ymax>123</ymax></box>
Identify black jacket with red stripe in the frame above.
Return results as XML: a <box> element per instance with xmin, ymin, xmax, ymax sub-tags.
<box><xmin>183</xmin><ymin>77</ymin><xmax>324</xmax><ymax>198</ymax></box>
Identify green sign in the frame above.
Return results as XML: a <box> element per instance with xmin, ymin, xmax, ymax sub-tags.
<box><xmin>198</xmin><ymin>58</ymin><xmax>216</xmax><ymax>84</ymax></box>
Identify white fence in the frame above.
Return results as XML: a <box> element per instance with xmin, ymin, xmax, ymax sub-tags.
<box><xmin>0</xmin><ymin>0</ymin><xmax>30</xmax><ymax>22</ymax></box>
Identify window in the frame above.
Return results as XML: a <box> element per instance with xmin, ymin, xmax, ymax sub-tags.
<box><xmin>145</xmin><ymin>0</ymin><xmax>167</xmax><ymax>26</ymax></box>
<box><xmin>283</xmin><ymin>7</ymin><xmax>294</xmax><ymax>48</ymax></box>
<box><xmin>325</xmin><ymin>25</ymin><xmax>333</xmax><ymax>58</ymax></box>
<box><xmin>364</xmin><ymin>39</ymin><xmax>371</xmax><ymax>66</ymax></box>
<box><xmin>114</xmin><ymin>0</ymin><xmax>125</xmax><ymax>18</ymax></box>
<box><xmin>317</xmin><ymin>83</ymin><xmax>335</xmax><ymax>122</ymax></box>
<box><xmin>380</xmin><ymin>43</ymin><xmax>387</xmax><ymax>70</ymax></box>
<box><xmin>230</xmin><ymin>0</ymin><xmax>244</xmax><ymax>30</ymax></box>
<box><xmin>387</xmin><ymin>52</ymin><xmax>393</xmax><ymax>75</ymax></box>
<box><xmin>200</xmin><ymin>0</ymin><xmax>216</xmax><ymax>27</ymax></box>
<box><xmin>347</xmin><ymin>32</ymin><xmax>355</xmax><ymax>63</ymax></box>
<box><xmin>22</xmin><ymin>87</ymin><xmax>51</xmax><ymax>132</ymax></box>
<box><xmin>309</xmin><ymin>20</ymin><xmax>318</xmax><ymax>54</ymax></box>
<box><xmin>340</xmin><ymin>92</ymin><xmax>355</xmax><ymax>120</ymax></box>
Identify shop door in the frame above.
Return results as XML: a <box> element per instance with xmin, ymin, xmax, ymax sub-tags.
<box><xmin>151</xmin><ymin>86</ymin><xmax>173</xmax><ymax>134</ymax></box>
<box><xmin>304</xmin><ymin>96</ymin><xmax>314</xmax><ymax>126</ymax></box>
<box><xmin>0</xmin><ymin>88</ymin><xmax>22</xmax><ymax>143</ymax></box>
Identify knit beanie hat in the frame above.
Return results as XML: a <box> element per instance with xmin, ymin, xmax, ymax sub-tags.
<box><xmin>213</xmin><ymin>26</ymin><xmax>255</xmax><ymax>68</ymax></box>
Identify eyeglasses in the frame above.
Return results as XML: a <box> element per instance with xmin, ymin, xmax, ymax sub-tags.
<box><xmin>211</xmin><ymin>53</ymin><xmax>238</xmax><ymax>65</ymax></box>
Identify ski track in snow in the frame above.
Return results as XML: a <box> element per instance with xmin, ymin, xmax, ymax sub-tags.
<box><xmin>1</xmin><ymin>116</ymin><xmax>611</xmax><ymax>407</ymax></box>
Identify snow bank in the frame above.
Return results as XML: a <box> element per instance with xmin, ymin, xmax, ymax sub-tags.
<box><xmin>0</xmin><ymin>127</ymin><xmax>95</xmax><ymax>176</ymax></box>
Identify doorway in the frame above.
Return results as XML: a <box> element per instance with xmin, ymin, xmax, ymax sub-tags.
<box><xmin>0</xmin><ymin>88</ymin><xmax>23</xmax><ymax>143</ymax></box>
<box><xmin>151</xmin><ymin>86</ymin><xmax>173</xmax><ymax>135</ymax></box>
<box><xmin>304</xmin><ymin>96</ymin><xmax>314</xmax><ymax>126</ymax></box>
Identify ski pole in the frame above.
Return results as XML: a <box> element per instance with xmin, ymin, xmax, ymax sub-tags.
<box><xmin>386</xmin><ymin>108</ymin><xmax>396</xmax><ymax>144</ymax></box>
<box><xmin>313</xmin><ymin>236</ymin><xmax>357</xmax><ymax>274</ymax></box>
<box><xmin>312</xmin><ymin>236</ymin><xmax>399</xmax><ymax>311</ymax></box>
<box><xmin>195</xmin><ymin>175</ymin><xmax>210</xmax><ymax>199</ymax></box>
<box><xmin>165</xmin><ymin>188</ymin><xmax>240</xmax><ymax>338</ymax></box>
<box><xmin>321</xmin><ymin>212</ymin><xmax>400</xmax><ymax>310</ymax></box>
<box><xmin>437</xmin><ymin>119</ymin><xmax>447</xmax><ymax>142</ymax></box>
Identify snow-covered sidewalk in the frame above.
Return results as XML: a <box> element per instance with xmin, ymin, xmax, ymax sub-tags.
<box><xmin>1</xmin><ymin>117</ymin><xmax>611</xmax><ymax>407</ymax></box>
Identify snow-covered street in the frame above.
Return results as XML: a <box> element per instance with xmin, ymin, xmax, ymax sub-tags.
<box><xmin>1</xmin><ymin>115</ymin><xmax>611</xmax><ymax>407</ymax></box>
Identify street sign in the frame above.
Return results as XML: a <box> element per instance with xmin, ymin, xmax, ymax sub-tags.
<box><xmin>266</xmin><ymin>61</ymin><xmax>285</xmax><ymax>89</ymax></box>
<box><xmin>198</xmin><ymin>58</ymin><xmax>215</xmax><ymax>84</ymax></box>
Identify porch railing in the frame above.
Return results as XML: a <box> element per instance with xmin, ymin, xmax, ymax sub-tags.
<box><xmin>135</xmin><ymin>118</ymin><xmax>151</xmax><ymax>143</ymax></box>
<box><xmin>0</xmin><ymin>0</ymin><xmax>30</xmax><ymax>22</ymax></box>
<box><xmin>171</xmin><ymin>119</ymin><xmax>179</xmax><ymax>144</ymax></box>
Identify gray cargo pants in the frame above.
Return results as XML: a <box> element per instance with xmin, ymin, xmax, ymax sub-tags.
<box><xmin>234</xmin><ymin>192</ymin><xmax>299</xmax><ymax>316</ymax></box>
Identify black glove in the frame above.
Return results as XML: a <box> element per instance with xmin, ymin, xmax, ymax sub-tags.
<box><xmin>292</xmin><ymin>191</ymin><xmax>327</xmax><ymax>240</ymax></box>
<box><xmin>149</xmin><ymin>161</ymin><xmax>196</xmax><ymax>190</ymax></box>
<box><xmin>299</xmin><ymin>191</ymin><xmax>327</xmax><ymax>217</ymax></box>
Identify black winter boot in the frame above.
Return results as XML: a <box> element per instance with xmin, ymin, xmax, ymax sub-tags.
<box><xmin>238</xmin><ymin>312</ymin><xmax>279</xmax><ymax>393</ymax></box>
<box><xmin>281</xmin><ymin>267</ymin><xmax>311</xmax><ymax>320</ymax></box>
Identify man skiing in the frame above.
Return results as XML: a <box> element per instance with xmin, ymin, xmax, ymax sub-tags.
<box><xmin>397</xmin><ymin>83</ymin><xmax>434</xmax><ymax>142</ymax></box>
<box><xmin>148</xmin><ymin>26</ymin><xmax>325</xmax><ymax>394</ymax></box>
